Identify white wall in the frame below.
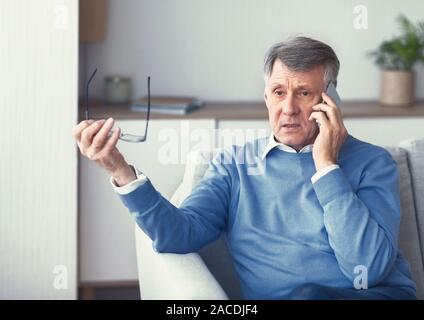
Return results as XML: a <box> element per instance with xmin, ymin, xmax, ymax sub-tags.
<box><xmin>0</xmin><ymin>0</ymin><xmax>78</xmax><ymax>299</ymax></box>
<box><xmin>85</xmin><ymin>0</ymin><xmax>424</xmax><ymax>102</ymax></box>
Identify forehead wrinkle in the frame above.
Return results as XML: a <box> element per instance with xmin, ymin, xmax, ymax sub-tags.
<box><xmin>269</xmin><ymin>79</ymin><xmax>311</xmax><ymax>90</ymax></box>
<box><xmin>268</xmin><ymin>70</ymin><xmax>321</xmax><ymax>92</ymax></box>
<box><xmin>268</xmin><ymin>60</ymin><xmax>325</xmax><ymax>90</ymax></box>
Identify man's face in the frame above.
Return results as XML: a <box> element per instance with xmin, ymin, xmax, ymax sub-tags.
<box><xmin>264</xmin><ymin>59</ymin><xmax>326</xmax><ymax>151</ymax></box>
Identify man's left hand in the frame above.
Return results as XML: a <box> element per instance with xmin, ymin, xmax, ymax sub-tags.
<box><xmin>309</xmin><ymin>92</ymin><xmax>348</xmax><ymax>171</ymax></box>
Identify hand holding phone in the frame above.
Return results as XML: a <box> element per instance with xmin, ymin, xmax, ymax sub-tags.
<box><xmin>315</xmin><ymin>81</ymin><xmax>341</xmax><ymax>128</ymax></box>
<box><xmin>310</xmin><ymin>81</ymin><xmax>348</xmax><ymax>170</ymax></box>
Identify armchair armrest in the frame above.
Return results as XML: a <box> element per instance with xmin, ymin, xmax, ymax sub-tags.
<box><xmin>135</xmin><ymin>224</ymin><xmax>228</xmax><ymax>300</ymax></box>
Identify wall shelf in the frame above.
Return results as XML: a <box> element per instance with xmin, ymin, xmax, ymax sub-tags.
<box><xmin>81</xmin><ymin>100</ymin><xmax>424</xmax><ymax>121</ymax></box>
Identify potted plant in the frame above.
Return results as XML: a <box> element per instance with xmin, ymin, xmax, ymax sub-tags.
<box><xmin>368</xmin><ymin>15</ymin><xmax>424</xmax><ymax>107</ymax></box>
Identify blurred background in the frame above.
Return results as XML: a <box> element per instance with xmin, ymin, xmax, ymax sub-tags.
<box><xmin>80</xmin><ymin>0</ymin><xmax>424</xmax><ymax>101</ymax></box>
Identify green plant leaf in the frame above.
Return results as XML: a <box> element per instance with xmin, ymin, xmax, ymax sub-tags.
<box><xmin>367</xmin><ymin>14</ymin><xmax>424</xmax><ymax>70</ymax></box>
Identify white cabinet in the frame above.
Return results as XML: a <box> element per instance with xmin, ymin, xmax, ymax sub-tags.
<box><xmin>79</xmin><ymin>119</ymin><xmax>215</xmax><ymax>283</ymax></box>
<box><xmin>343</xmin><ymin>118</ymin><xmax>424</xmax><ymax>146</ymax></box>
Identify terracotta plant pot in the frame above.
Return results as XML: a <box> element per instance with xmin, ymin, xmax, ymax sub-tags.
<box><xmin>380</xmin><ymin>70</ymin><xmax>414</xmax><ymax>107</ymax></box>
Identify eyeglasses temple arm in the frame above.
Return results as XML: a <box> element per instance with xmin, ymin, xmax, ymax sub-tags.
<box><xmin>142</xmin><ymin>76</ymin><xmax>151</xmax><ymax>140</ymax></box>
<box><xmin>85</xmin><ymin>68</ymin><xmax>98</xmax><ymax>120</ymax></box>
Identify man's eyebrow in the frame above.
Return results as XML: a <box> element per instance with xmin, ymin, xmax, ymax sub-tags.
<box><xmin>270</xmin><ymin>83</ymin><xmax>285</xmax><ymax>89</ymax></box>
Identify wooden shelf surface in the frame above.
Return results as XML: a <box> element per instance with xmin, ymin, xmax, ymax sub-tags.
<box><xmin>80</xmin><ymin>100</ymin><xmax>424</xmax><ymax>121</ymax></box>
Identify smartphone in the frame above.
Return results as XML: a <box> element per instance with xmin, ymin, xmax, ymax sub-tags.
<box><xmin>325</xmin><ymin>81</ymin><xmax>341</xmax><ymax>106</ymax></box>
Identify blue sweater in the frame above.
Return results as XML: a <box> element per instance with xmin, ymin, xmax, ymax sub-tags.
<box><xmin>118</xmin><ymin>135</ymin><xmax>416</xmax><ymax>299</ymax></box>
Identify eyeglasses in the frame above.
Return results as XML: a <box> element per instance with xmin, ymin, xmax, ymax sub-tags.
<box><xmin>85</xmin><ymin>68</ymin><xmax>151</xmax><ymax>143</ymax></box>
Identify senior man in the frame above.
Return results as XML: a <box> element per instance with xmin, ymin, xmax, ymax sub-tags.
<box><xmin>73</xmin><ymin>37</ymin><xmax>416</xmax><ymax>299</ymax></box>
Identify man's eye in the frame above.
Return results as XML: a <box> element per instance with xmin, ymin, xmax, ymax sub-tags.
<box><xmin>300</xmin><ymin>91</ymin><xmax>310</xmax><ymax>97</ymax></box>
<box><xmin>274</xmin><ymin>91</ymin><xmax>284</xmax><ymax>97</ymax></box>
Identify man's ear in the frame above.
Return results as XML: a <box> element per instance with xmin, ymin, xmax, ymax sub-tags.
<box><xmin>264</xmin><ymin>91</ymin><xmax>269</xmax><ymax>110</ymax></box>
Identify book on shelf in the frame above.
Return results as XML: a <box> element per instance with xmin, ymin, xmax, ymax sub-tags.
<box><xmin>131</xmin><ymin>96</ymin><xmax>205</xmax><ymax>115</ymax></box>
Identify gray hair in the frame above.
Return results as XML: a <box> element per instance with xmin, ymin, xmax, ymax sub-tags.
<box><xmin>264</xmin><ymin>36</ymin><xmax>340</xmax><ymax>87</ymax></box>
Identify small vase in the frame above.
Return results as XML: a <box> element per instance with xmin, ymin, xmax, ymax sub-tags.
<box><xmin>380</xmin><ymin>70</ymin><xmax>414</xmax><ymax>107</ymax></box>
<box><xmin>104</xmin><ymin>76</ymin><xmax>132</xmax><ymax>104</ymax></box>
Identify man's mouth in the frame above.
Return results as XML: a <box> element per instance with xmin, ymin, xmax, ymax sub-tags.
<box><xmin>282</xmin><ymin>124</ymin><xmax>300</xmax><ymax>128</ymax></box>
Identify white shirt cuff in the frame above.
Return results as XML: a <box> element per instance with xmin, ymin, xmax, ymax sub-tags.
<box><xmin>110</xmin><ymin>165</ymin><xmax>148</xmax><ymax>195</ymax></box>
<box><xmin>311</xmin><ymin>164</ymin><xmax>340</xmax><ymax>184</ymax></box>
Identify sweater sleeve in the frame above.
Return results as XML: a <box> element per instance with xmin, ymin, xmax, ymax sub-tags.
<box><xmin>312</xmin><ymin>150</ymin><xmax>401</xmax><ymax>286</ymax></box>
<box><xmin>117</xmin><ymin>153</ymin><xmax>231</xmax><ymax>254</ymax></box>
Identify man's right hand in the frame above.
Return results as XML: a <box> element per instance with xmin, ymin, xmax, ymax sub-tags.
<box><xmin>72</xmin><ymin>118</ymin><xmax>137</xmax><ymax>186</ymax></box>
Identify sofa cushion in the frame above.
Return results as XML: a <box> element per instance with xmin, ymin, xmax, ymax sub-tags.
<box><xmin>399</xmin><ymin>139</ymin><xmax>424</xmax><ymax>261</ymax></box>
<box><xmin>386</xmin><ymin>146</ymin><xmax>424</xmax><ymax>299</ymax></box>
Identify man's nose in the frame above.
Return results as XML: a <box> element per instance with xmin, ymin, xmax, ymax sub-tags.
<box><xmin>281</xmin><ymin>94</ymin><xmax>299</xmax><ymax>116</ymax></box>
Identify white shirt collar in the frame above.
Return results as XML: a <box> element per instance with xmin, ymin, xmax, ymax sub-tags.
<box><xmin>261</xmin><ymin>133</ymin><xmax>313</xmax><ymax>160</ymax></box>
